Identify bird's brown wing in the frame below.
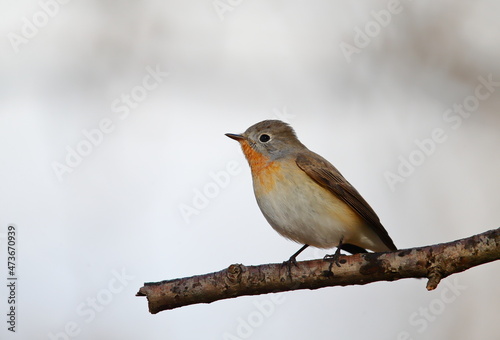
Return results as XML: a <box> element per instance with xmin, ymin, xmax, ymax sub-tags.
<box><xmin>296</xmin><ymin>152</ymin><xmax>397</xmax><ymax>251</ymax></box>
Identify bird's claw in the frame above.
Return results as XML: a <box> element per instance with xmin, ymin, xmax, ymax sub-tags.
<box><xmin>281</xmin><ymin>255</ymin><xmax>299</xmax><ymax>269</ymax></box>
<box><xmin>323</xmin><ymin>245</ymin><xmax>344</xmax><ymax>267</ymax></box>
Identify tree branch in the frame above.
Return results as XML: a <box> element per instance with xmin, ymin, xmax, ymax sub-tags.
<box><xmin>137</xmin><ymin>228</ymin><xmax>500</xmax><ymax>314</ymax></box>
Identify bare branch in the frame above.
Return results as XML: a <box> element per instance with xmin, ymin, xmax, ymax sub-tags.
<box><xmin>137</xmin><ymin>228</ymin><xmax>500</xmax><ymax>314</ymax></box>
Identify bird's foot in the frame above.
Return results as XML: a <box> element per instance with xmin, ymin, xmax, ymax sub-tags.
<box><xmin>281</xmin><ymin>244</ymin><xmax>309</xmax><ymax>269</ymax></box>
<box><xmin>282</xmin><ymin>254</ymin><xmax>299</xmax><ymax>269</ymax></box>
<box><xmin>323</xmin><ymin>238</ymin><xmax>345</xmax><ymax>268</ymax></box>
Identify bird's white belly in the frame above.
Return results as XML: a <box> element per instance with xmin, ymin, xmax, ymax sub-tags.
<box><xmin>253</xmin><ymin>167</ymin><xmax>365</xmax><ymax>249</ymax></box>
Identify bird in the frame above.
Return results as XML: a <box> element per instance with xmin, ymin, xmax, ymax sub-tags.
<box><xmin>225</xmin><ymin>120</ymin><xmax>397</xmax><ymax>264</ymax></box>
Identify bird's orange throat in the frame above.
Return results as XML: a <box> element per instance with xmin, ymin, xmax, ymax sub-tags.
<box><xmin>239</xmin><ymin>140</ymin><xmax>282</xmax><ymax>193</ymax></box>
<box><xmin>239</xmin><ymin>140</ymin><xmax>273</xmax><ymax>174</ymax></box>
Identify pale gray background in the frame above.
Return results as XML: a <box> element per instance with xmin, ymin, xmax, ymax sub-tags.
<box><xmin>1</xmin><ymin>1</ymin><xmax>499</xmax><ymax>339</ymax></box>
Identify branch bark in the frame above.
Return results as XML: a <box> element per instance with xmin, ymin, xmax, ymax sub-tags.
<box><xmin>137</xmin><ymin>228</ymin><xmax>500</xmax><ymax>314</ymax></box>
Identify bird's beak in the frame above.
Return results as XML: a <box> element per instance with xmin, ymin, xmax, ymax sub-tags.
<box><xmin>225</xmin><ymin>133</ymin><xmax>245</xmax><ymax>142</ymax></box>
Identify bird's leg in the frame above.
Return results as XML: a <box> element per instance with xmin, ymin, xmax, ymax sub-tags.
<box><xmin>323</xmin><ymin>236</ymin><xmax>345</xmax><ymax>267</ymax></box>
<box><xmin>283</xmin><ymin>244</ymin><xmax>309</xmax><ymax>267</ymax></box>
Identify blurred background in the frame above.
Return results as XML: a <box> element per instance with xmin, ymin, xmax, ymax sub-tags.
<box><xmin>1</xmin><ymin>0</ymin><xmax>499</xmax><ymax>339</ymax></box>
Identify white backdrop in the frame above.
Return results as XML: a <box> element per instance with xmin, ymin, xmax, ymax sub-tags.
<box><xmin>1</xmin><ymin>1</ymin><xmax>499</xmax><ymax>339</ymax></box>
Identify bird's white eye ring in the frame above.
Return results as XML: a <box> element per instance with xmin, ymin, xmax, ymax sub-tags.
<box><xmin>259</xmin><ymin>134</ymin><xmax>271</xmax><ymax>143</ymax></box>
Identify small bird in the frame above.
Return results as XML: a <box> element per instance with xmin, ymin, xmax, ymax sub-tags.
<box><xmin>226</xmin><ymin>120</ymin><xmax>397</xmax><ymax>263</ymax></box>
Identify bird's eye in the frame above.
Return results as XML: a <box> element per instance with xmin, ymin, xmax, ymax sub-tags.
<box><xmin>259</xmin><ymin>134</ymin><xmax>271</xmax><ymax>143</ymax></box>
